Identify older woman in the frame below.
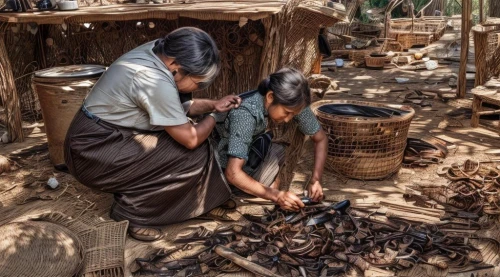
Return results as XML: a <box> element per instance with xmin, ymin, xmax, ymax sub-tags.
<box><xmin>65</xmin><ymin>27</ymin><xmax>241</xmax><ymax>241</ymax></box>
<box><xmin>215</xmin><ymin>68</ymin><xmax>328</xmax><ymax>211</ymax></box>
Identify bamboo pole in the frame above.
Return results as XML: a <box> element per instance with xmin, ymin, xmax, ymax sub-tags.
<box><xmin>214</xmin><ymin>245</ymin><xmax>281</xmax><ymax>277</ymax></box>
<box><xmin>479</xmin><ymin>0</ymin><xmax>483</xmax><ymax>23</ymax></box>
<box><xmin>457</xmin><ymin>0</ymin><xmax>472</xmax><ymax>98</ymax></box>
<box><xmin>0</xmin><ymin>30</ymin><xmax>24</xmax><ymax>142</ymax></box>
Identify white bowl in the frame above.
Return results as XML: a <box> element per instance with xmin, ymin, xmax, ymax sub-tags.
<box><xmin>425</xmin><ymin>60</ymin><xmax>438</xmax><ymax>70</ymax></box>
<box><xmin>395</xmin><ymin>77</ymin><xmax>410</xmax><ymax>83</ymax></box>
<box><xmin>58</xmin><ymin>1</ymin><xmax>78</xmax><ymax>10</ymax></box>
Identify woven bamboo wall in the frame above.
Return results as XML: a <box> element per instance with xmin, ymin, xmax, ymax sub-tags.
<box><xmin>3</xmin><ymin>24</ymin><xmax>40</xmax><ymax>122</ymax></box>
<box><xmin>2</xmin><ymin>18</ymin><xmax>265</xmax><ymax>121</ymax></box>
<box><xmin>1</xmin><ymin>0</ymin><xmax>344</xmax><ymax>188</ymax></box>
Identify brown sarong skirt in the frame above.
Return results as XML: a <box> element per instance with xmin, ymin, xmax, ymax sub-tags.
<box><xmin>64</xmin><ymin>110</ymin><xmax>231</xmax><ymax>227</ymax></box>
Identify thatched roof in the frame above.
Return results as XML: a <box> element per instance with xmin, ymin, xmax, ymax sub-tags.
<box><xmin>0</xmin><ymin>0</ymin><xmax>348</xmax><ymax>25</ymax></box>
<box><xmin>0</xmin><ymin>1</ymin><xmax>286</xmax><ymax>24</ymax></box>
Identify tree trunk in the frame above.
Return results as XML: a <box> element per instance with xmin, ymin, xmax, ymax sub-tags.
<box><xmin>423</xmin><ymin>0</ymin><xmax>447</xmax><ymax>16</ymax></box>
<box><xmin>491</xmin><ymin>0</ymin><xmax>500</xmax><ymax>17</ymax></box>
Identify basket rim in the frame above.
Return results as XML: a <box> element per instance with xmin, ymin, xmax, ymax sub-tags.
<box><xmin>311</xmin><ymin>100</ymin><xmax>415</xmax><ymax>123</ymax></box>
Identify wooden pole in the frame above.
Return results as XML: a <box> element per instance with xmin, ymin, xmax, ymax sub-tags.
<box><xmin>457</xmin><ymin>0</ymin><xmax>472</xmax><ymax>98</ymax></box>
<box><xmin>0</xmin><ymin>31</ymin><xmax>24</xmax><ymax>142</ymax></box>
<box><xmin>479</xmin><ymin>0</ymin><xmax>484</xmax><ymax>23</ymax></box>
<box><xmin>471</xmin><ymin>95</ymin><xmax>482</xmax><ymax>127</ymax></box>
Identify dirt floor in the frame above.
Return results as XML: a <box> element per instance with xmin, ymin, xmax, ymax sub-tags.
<box><xmin>1</xmin><ymin>33</ymin><xmax>500</xmax><ymax>276</ymax></box>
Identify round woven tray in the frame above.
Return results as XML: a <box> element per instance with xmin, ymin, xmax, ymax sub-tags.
<box><xmin>0</xmin><ymin>221</ymin><xmax>85</xmax><ymax>277</ymax></box>
<box><xmin>311</xmin><ymin>100</ymin><xmax>415</xmax><ymax>180</ymax></box>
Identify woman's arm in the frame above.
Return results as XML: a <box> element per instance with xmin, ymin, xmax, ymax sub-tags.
<box><xmin>294</xmin><ymin>107</ymin><xmax>327</xmax><ymax>202</ymax></box>
<box><xmin>187</xmin><ymin>96</ymin><xmax>242</xmax><ymax>116</ymax></box>
<box><xmin>225</xmin><ymin>157</ymin><xmax>305</xmax><ymax>211</ymax></box>
<box><xmin>165</xmin><ymin>95</ymin><xmax>241</xmax><ymax>149</ymax></box>
<box><xmin>307</xmin><ymin>128</ymin><xmax>327</xmax><ymax>201</ymax></box>
<box><xmin>164</xmin><ymin>116</ymin><xmax>215</xmax><ymax>149</ymax></box>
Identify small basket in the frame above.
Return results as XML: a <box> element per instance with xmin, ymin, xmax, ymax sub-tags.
<box><xmin>349</xmin><ymin>50</ymin><xmax>371</xmax><ymax>64</ymax></box>
<box><xmin>311</xmin><ymin>100</ymin><xmax>415</xmax><ymax>180</ymax></box>
<box><xmin>365</xmin><ymin>55</ymin><xmax>386</xmax><ymax>69</ymax></box>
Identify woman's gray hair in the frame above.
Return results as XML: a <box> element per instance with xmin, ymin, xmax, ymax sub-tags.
<box><xmin>153</xmin><ymin>27</ymin><xmax>220</xmax><ymax>89</ymax></box>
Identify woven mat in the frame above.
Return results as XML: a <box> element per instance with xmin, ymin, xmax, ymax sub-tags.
<box><xmin>33</xmin><ymin>212</ymin><xmax>129</xmax><ymax>277</ymax></box>
<box><xmin>0</xmin><ymin>221</ymin><xmax>85</xmax><ymax>277</ymax></box>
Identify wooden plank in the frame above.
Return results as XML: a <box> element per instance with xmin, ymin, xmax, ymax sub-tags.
<box><xmin>477</xmin><ymin>109</ymin><xmax>500</xmax><ymax>115</ymax></box>
<box><xmin>0</xmin><ymin>3</ymin><xmax>285</xmax><ymax>24</ymax></box>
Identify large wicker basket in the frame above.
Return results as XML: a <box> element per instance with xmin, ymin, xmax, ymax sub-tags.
<box><xmin>34</xmin><ymin>78</ymin><xmax>99</xmax><ymax>166</ymax></box>
<box><xmin>32</xmin><ymin>65</ymin><xmax>105</xmax><ymax>167</ymax></box>
<box><xmin>311</xmin><ymin>100</ymin><xmax>415</xmax><ymax>180</ymax></box>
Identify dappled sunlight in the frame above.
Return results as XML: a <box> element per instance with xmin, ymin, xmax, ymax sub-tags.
<box><xmin>352</xmin><ymin>75</ymin><xmax>373</xmax><ymax>80</ymax></box>
<box><xmin>0</xmin><ymin>221</ymin><xmax>83</xmax><ymax>276</ymax></box>
<box><xmin>133</xmin><ymin>134</ymin><xmax>158</xmax><ymax>152</ymax></box>
<box><xmin>294</xmin><ymin>60</ymin><xmax>499</xmax><ymax>210</ymax></box>
<box><xmin>363</xmin><ymin>88</ymin><xmax>391</xmax><ymax>95</ymax></box>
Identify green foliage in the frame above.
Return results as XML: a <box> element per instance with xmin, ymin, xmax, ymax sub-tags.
<box><xmin>369</xmin><ymin>0</ymin><xmax>389</xmax><ymax>8</ymax></box>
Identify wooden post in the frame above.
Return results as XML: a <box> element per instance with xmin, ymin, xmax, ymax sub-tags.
<box><xmin>471</xmin><ymin>94</ymin><xmax>482</xmax><ymax>127</ymax></box>
<box><xmin>457</xmin><ymin>0</ymin><xmax>472</xmax><ymax>98</ymax></box>
<box><xmin>473</xmin><ymin>29</ymin><xmax>488</xmax><ymax>87</ymax></box>
<box><xmin>479</xmin><ymin>0</ymin><xmax>484</xmax><ymax>23</ymax></box>
<box><xmin>0</xmin><ymin>32</ymin><xmax>24</xmax><ymax>142</ymax></box>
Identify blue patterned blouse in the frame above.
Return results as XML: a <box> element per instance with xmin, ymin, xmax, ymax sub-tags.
<box><xmin>214</xmin><ymin>92</ymin><xmax>321</xmax><ymax>174</ymax></box>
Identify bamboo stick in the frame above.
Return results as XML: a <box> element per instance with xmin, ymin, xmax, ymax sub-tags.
<box><xmin>457</xmin><ymin>0</ymin><xmax>472</xmax><ymax>98</ymax></box>
<box><xmin>383</xmin><ymin>208</ymin><xmax>442</xmax><ymax>224</ymax></box>
<box><xmin>477</xmin><ymin>109</ymin><xmax>500</xmax><ymax>115</ymax></box>
<box><xmin>379</xmin><ymin>201</ymin><xmax>446</xmax><ymax>216</ymax></box>
<box><xmin>214</xmin><ymin>245</ymin><xmax>281</xmax><ymax>277</ymax></box>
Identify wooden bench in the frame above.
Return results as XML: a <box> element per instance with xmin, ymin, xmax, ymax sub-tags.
<box><xmin>471</xmin><ymin>91</ymin><xmax>500</xmax><ymax>131</ymax></box>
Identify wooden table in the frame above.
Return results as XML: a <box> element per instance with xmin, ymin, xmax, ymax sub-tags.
<box><xmin>471</xmin><ymin>91</ymin><xmax>500</xmax><ymax>132</ymax></box>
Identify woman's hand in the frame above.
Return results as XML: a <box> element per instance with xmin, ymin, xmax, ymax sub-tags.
<box><xmin>275</xmin><ymin>191</ymin><xmax>305</xmax><ymax>211</ymax></box>
<box><xmin>214</xmin><ymin>95</ymin><xmax>241</xmax><ymax>113</ymax></box>
<box><xmin>307</xmin><ymin>180</ymin><xmax>324</xmax><ymax>202</ymax></box>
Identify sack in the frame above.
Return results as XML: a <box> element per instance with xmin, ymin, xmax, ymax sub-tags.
<box><xmin>246</xmin><ymin>131</ymin><xmax>273</xmax><ymax>170</ymax></box>
<box><xmin>318</xmin><ymin>33</ymin><xmax>332</xmax><ymax>58</ymax></box>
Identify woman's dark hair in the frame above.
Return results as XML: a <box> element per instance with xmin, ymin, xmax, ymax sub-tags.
<box><xmin>153</xmin><ymin>27</ymin><xmax>220</xmax><ymax>89</ymax></box>
<box><xmin>257</xmin><ymin>68</ymin><xmax>311</xmax><ymax>108</ymax></box>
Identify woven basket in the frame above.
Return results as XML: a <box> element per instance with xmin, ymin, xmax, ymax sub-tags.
<box><xmin>311</xmin><ymin>100</ymin><xmax>414</xmax><ymax>180</ymax></box>
<box><xmin>0</xmin><ymin>221</ymin><xmax>85</xmax><ymax>277</ymax></box>
<box><xmin>33</xmin><ymin>77</ymin><xmax>99</xmax><ymax>166</ymax></box>
<box><xmin>365</xmin><ymin>55</ymin><xmax>386</xmax><ymax>69</ymax></box>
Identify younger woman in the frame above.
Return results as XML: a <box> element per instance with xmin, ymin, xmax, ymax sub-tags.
<box><xmin>214</xmin><ymin>68</ymin><xmax>328</xmax><ymax>211</ymax></box>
